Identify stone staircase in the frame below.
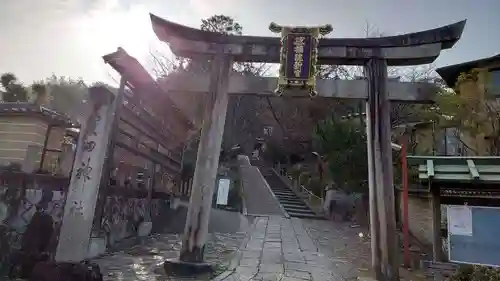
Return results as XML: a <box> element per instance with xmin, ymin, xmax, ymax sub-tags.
<box><xmin>261</xmin><ymin>168</ymin><xmax>325</xmax><ymax>220</ymax></box>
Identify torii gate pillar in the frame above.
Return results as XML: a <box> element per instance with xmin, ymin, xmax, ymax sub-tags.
<box><xmin>176</xmin><ymin>48</ymin><xmax>232</xmax><ymax>265</ymax></box>
<box><xmin>365</xmin><ymin>57</ymin><xmax>397</xmax><ymax>280</ymax></box>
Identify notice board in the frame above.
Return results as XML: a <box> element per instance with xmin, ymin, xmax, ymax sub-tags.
<box><xmin>447</xmin><ymin>205</ymin><xmax>500</xmax><ymax>267</ymax></box>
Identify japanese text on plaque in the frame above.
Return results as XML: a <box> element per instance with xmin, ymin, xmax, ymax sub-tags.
<box><xmin>293</xmin><ymin>36</ymin><xmax>305</xmax><ymax>77</ymax></box>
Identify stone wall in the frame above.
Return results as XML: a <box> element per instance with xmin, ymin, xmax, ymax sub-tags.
<box><xmin>99</xmin><ymin>195</ymin><xmax>171</xmax><ymax>247</ymax></box>
<box><xmin>0</xmin><ymin>172</ymin><xmax>69</xmax><ymax>274</ymax></box>
<box><xmin>397</xmin><ymin>193</ymin><xmax>433</xmax><ymax>247</ymax></box>
<box><xmin>396</xmin><ymin>191</ymin><xmax>448</xmax><ymax>250</ymax></box>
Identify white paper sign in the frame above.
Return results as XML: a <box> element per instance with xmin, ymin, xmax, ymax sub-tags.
<box><xmin>447</xmin><ymin>205</ymin><xmax>473</xmax><ymax>236</ymax></box>
<box><xmin>216</xmin><ymin>179</ymin><xmax>231</xmax><ymax>205</ymax></box>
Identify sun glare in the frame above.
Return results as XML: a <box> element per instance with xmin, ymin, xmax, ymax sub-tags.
<box><xmin>72</xmin><ymin>4</ymin><xmax>155</xmax><ymax>68</ymax></box>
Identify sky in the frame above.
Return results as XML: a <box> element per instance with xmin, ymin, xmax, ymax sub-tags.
<box><xmin>0</xmin><ymin>0</ymin><xmax>499</xmax><ymax>87</ymax></box>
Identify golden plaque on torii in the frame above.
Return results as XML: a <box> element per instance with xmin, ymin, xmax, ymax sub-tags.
<box><xmin>269</xmin><ymin>23</ymin><xmax>333</xmax><ymax>97</ymax></box>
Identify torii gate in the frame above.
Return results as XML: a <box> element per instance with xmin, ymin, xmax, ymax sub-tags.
<box><xmin>111</xmin><ymin>15</ymin><xmax>464</xmax><ymax>280</ymax></box>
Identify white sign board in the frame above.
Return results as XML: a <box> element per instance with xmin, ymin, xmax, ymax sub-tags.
<box><xmin>447</xmin><ymin>205</ymin><xmax>473</xmax><ymax>236</ymax></box>
<box><xmin>216</xmin><ymin>179</ymin><xmax>231</xmax><ymax>205</ymax></box>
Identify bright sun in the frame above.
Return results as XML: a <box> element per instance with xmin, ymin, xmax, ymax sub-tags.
<box><xmin>72</xmin><ymin>4</ymin><xmax>156</xmax><ymax>67</ymax></box>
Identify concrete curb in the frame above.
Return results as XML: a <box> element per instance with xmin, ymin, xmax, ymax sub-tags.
<box><xmin>210</xmin><ymin>216</ymin><xmax>261</xmax><ymax>281</ymax></box>
<box><xmin>241</xmin><ymin>195</ymin><xmax>248</xmax><ymax>216</ymax></box>
<box><xmin>212</xmin><ymin>270</ymin><xmax>233</xmax><ymax>281</ymax></box>
<box><xmin>245</xmin><ymin>214</ymin><xmax>270</xmax><ymax>217</ymax></box>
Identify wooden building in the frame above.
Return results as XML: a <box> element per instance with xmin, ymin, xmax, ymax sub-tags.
<box><xmin>0</xmin><ymin>103</ymin><xmax>76</xmax><ymax>172</ymax></box>
<box><xmin>404</xmin><ymin>156</ymin><xmax>500</xmax><ymax>265</ymax></box>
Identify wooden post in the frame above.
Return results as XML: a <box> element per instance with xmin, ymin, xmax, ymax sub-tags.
<box><xmin>401</xmin><ymin>138</ymin><xmax>410</xmax><ymax>268</ymax></box>
<box><xmin>177</xmin><ymin>49</ymin><xmax>232</xmax><ymax>264</ymax></box>
<box><xmin>365</xmin><ymin>95</ymin><xmax>382</xmax><ymax>280</ymax></box>
<box><xmin>365</xmin><ymin>56</ymin><xmax>399</xmax><ymax>281</ymax></box>
<box><xmin>431</xmin><ymin>186</ymin><xmax>443</xmax><ymax>261</ymax></box>
<box><xmin>39</xmin><ymin>125</ymin><xmax>53</xmax><ymax>171</ymax></box>
<box><xmin>55</xmin><ymin>86</ymin><xmax>118</xmax><ymax>262</ymax></box>
<box><xmin>138</xmin><ymin>161</ymin><xmax>155</xmax><ymax>237</ymax></box>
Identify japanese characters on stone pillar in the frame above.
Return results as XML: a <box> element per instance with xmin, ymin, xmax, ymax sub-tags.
<box><xmin>55</xmin><ymin>85</ymin><xmax>118</xmax><ymax>262</ymax></box>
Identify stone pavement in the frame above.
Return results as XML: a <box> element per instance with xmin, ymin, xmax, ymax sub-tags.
<box><xmin>301</xmin><ymin>219</ymin><xmax>372</xmax><ymax>280</ymax></box>
<box><xmin>301</xmin><ymin>219</ymin><xmax>429</xmax><ymax>281</ymax></box>
<box><xmin>92</xmin><ymin>215</ymin><xmax>426</xmax><ymax>281</ymax></box>
<box><xmin>217</xmin><ymin>216</ymin><xmax>347</xmax><ymax>281</ymax></box>
<box><xmin>92</xmin><ymin>232</ymin><xmax>247</xmax><ymax>280</ymax></box>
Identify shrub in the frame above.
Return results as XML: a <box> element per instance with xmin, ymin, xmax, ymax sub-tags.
<box><xmin>450</xmin><ymin>265</ymin><xmax>500</xmax><ymax>281</ymax></box>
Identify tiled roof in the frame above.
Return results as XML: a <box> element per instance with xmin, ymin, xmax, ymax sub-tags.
<box><xmin>436</xmin><ymin>54</ymin><xmax>500</xmax><ymax>88</ymax></box>
<box><xmin>408</xmin><ymin>156</ymin><xmax>500</xmax><ymax>184</ymax></box>
<box><xmin>0</xmin><ymin>102</ymin><xmax>77</xmax><ymax>127</ymax></box>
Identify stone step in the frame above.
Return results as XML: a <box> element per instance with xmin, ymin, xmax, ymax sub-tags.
<box><xmin>274</xmin><ymin>195</ymin><xmax>298</xmax><ymax>200</ymax></box>
<box><xmin>274</xmin><ymin>192</ymin><xmax>297</xmax><ymax>197</ymax></box>
<box><xmin>271</xmin><ymin>189</ymin><xmax>293</xmax><ymax>193</ymax></box>
<box><xmin>281</xmin><ymin>203</ymin><xmax>308</xmax><ymax>208</ymax></box>
<box><xmin>280</xmin><ymin>202</ymin><xmax>306</xmax><ymax>208</ymax></box>
<box><xmin>273</xmin><ymin>190</ymin><xmax>297</xmax><ymax>197</ymax></box>
<box><xmin>283</xmin><ymin>205</ymin><xmax>315</xmax><ymax>213</ymax></box>
<box><xmin>262</xmin><ymin>171</ymin><xmax>323</xmax><ymax>219</ymax></box>
<box><xmin>285</xmin><ymin>210</ymin><xmax>316</xmax><ymax>217</ymax></box>
<box><xmin>286</xmin><ymin>211</ymin><xmax>325</xmax><ymax>220</ymax></box>
<box><xmin>272</xmin><ymin>189</ymin><xmax>293</xmax><ymax>194</ymax></box>
<box><xmin>278</xmin><ymin>197</ymin><xmax>304</xmax><ymax>202</ymax></box>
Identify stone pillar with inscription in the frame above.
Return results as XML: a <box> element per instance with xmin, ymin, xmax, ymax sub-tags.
<box><xmin>55</xmin><ymin>86</ymin><xmax>118</xmax><ymax>262</ymax></box>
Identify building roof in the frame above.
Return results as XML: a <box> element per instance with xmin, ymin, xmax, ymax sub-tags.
<box><xmin>408</xmin><ymin>156</ymin><xmax>500</xmax><ymax>184</ymax></box>
<box><xmin>0</xmin><ymin>102</ymin><xmax>76</xmax><ymax>127</ymax></box>
<box><xmin>436</xmin><ymin>54</ymin><xmax>500</xmax><ymax>88</ymax></box>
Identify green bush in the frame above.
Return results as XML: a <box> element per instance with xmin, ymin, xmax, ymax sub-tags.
<box><xmin>450</xmin><ymin>265</ymin><xmax>500</xmax><ymax>281</ymax></box>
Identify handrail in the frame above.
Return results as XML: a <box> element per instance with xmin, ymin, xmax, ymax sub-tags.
<box><xmin>289</xmin><ymin>175</ymin><xmax>323</xmax><ymax>202</ymax></box>
<box><xmin>275</xmin><ymin>166</ymin><xmax>324</xmax><ymax>204</ymax></box>
<box><xmin>272</xmin><ymin>167</ymin><xmax>325</xmax><ymax>215</ymax></box>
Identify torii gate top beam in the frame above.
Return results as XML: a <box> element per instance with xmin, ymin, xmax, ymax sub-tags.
<box><xmin>150</xmin><ymin>14</ymin><xmax>466</xmax><ymax>66</ymax></box>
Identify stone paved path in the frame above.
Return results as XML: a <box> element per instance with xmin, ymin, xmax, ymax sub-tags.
<box><xmin>92</xmin><ymin>211</ymin><xmax>429</xmax><ymax>281</ymax></box>
<box><xmin>92</xmin><ymin>215</ymin><xmax>425</xmax><ymax>281</ymax></box>
<box><xmin>301</xmin><ymin>219</ymin><xmax>372</xmax><ymax>280</ymax></box>
<box><xmin>218</xmin><ymin>216</ymin><xmax>347</xmax><ymax>281</ymax></box>
<box><xmin>301</xmin><ymin>219</ymin><xmax>429</xmax><ymax>281</ymax></box>
<box><xmin>92</xmin><ymin>232</ymin><xmax>247</xmax><ymax>280</ymax></box>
